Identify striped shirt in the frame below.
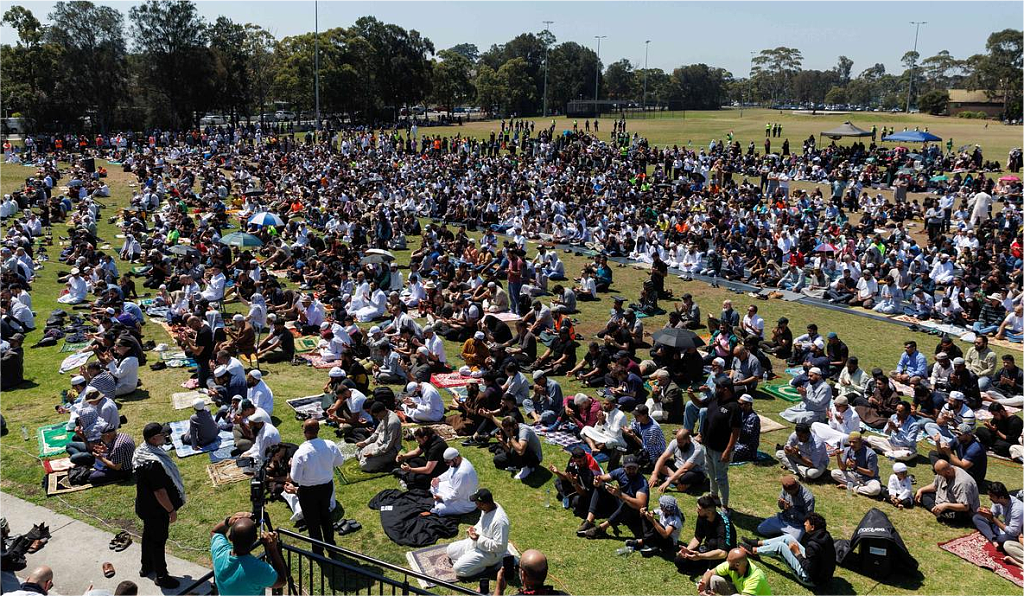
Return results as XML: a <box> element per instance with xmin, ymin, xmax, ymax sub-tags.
<box><xmin>77</xmin><ymin>404</ymin><xmax>101</xmax><ymax>441</ymax></box>
<box><xmin>631</xmin><ymin>418</ymin><xmax>666</xmax><ymax>461</ymax></box>
<box><xmin>88</xmin><ymin>372</ymin><xmax>117</xmax><ymax>401</ymax></box>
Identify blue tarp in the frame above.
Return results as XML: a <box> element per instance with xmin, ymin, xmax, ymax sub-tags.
<box><xmin>882</xmin><ymin>130</ymin><xmax>942</xmax><ymax>142</ymax></box>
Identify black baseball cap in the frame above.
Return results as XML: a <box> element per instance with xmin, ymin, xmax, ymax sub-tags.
<box><xmin>470</xmin><ymin>488</ymin><xmax>494</xmax><ymax>504</ymax></box>
<box><xmin>143</xmin><ymin>422</ymin><xmax>164</xmax><ymax>441</ymax></box>
<box><xmin>622</xmin><ymin>455</ymin><xmax>639</xmax><ymax>468</ymax></box>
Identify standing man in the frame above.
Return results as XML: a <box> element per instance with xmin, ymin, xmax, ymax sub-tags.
<box><xmin>133</xmin><ymin>422</ymin><xmax>186</xmax><ymax>588</ymax></box>
<box><xmin>285</xmin><ymin>419</ymin><xmax>345</xmax><ymax>555</ymax></box>
<box><xmin>700</xmin><ymin>378</ymin><xmax>741</xmax><ymax>512</ymax></box>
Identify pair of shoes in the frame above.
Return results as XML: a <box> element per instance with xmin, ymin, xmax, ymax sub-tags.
<box><xmin>576</xmin><ymin>520</ymin><xmax>594</xmax><ymax>535</ymax></box>
<box><xmin>639</xmin><ymin>546</ymin><xmax>659</xmax><ymax>558</ymax></box>
<box><xmin>334</xmin><ymin>519</ymin><xmax>363</xmax><ymax>536</ymax></box>
<box><xmin>155</xmin><ymin>576</ymin><xmax>180</xmax><ymax>589</ymax></box>
<box><xmin>624</xmin><ymin>539</ymin><xmax>641</xmax><ymax>550</ymax></box>
<box><xmin>740</xmin><ymin>536</ymin><xmax>759</xmax><ymax>548</ymax></box>
<box><xmin>109</xmin><ymin>530</ymin><xmax>132</xmax><ymax>552</ymax></box>
<box><xmin>582</xmin><ymin>525</ymin><xmax>606</xmax><ymax>539</ymax></box>
<box><xmin>513</xmin><ymin>466</ymin><xmax>532</xmax><ymax>481</ymax></box>
<box><xmin>139</xmin><ymin>568</ymin><xmax>152</xmax><ymax>578</ymax></box>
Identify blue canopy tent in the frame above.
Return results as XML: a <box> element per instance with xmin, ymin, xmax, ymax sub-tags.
<box><xmin>882</xmin><ymin>130</ymin><xmax>942</xmax><ymax>142</ymax></box>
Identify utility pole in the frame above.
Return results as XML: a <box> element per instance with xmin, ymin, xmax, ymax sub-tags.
<box><xmin>542</xmin><ymin>20</ymin><xmax>553</xmax><ymax>117</ymax></box>
<box><xmin>314</xmin><ymin>0</ymin><xmax>320</xmax><ymax>138</ymax></box>
<box><xmin>594</xmin><ymin>35</ymin><xmax>606</xmax><ymax>106</ymax></box>
<box><xmin>906</xmin><ymin>21</ymin><xmax>926</xmax><ymax>114</ymax></box>
<box><xmin>643</xmin><ymin>40</ymin><xmax>650</xmax><ymax>111</ymax></box>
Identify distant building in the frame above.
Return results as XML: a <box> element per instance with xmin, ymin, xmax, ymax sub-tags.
<box><xmin>946</xmin><ymin>89</ymin><xmax>1005</xmax><ymax>117</ymax></box>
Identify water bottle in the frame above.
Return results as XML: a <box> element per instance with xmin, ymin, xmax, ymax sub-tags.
<box><xmin>615</xmin><ymin>545</ymin><xmax>634</xmax><ymax>556</ymax></box>
<box><xmin>544</xmin><ymin>488</ymin><xmax>552</xmax><ymax>509</ymax></box>
<box><xmin>21</xmin><ymin>426</ymin><xmax>29</xmax><ymax>441</ymax></box>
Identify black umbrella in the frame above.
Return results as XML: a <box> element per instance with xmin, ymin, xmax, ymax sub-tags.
<box><xmin>168</xmin><ymin>245</ymin><xmax>200</xmax><ymax>257</ymax></box>
<box><xmin>652</xmin><ymin>328</ymin><xmax>705</xmax><ymax>349</ymax></box>
<box><xmin>244</xmin><ymin>189</ymin><xmax>266</xmax><ymax>197</ymax></box>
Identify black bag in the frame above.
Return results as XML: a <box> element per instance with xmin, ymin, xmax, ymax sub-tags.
<box><xmin>835</xmin><ymin>508</ymin><xmax>917</xmax><ymax>580</ymax></box>
<box><xmin>67</xmin><ymin>465</ymin><xmax>93</xmax><ymax>486</ymax></box>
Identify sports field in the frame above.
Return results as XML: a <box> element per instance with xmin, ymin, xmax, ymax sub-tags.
<box><xmin>1</xmin><ymin>114</ymin><xmax>1020</xmax><ymax>595</ymax></box>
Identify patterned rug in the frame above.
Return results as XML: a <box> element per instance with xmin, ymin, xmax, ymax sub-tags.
<box><xmin>171</xmin><ymin>390</ymin><xmax>214</xmax><ymax>410</ymax></box>
<box><xmin>160</xmin><ymin>350</ymin><xmax>189</xmax><ymax>361</ymax></box>
<box><xmin>59</xmin><ymin>351</ymin><xmax>93</xmax><ymax>374</ymax></box>
<box><xmin>430</xmin><ymin>372</ymin><xmax>474</xmax><ymax>389</ymax></box>
<box><xmin>45</xmin><ymin>471</ymin><xmax>95</xmax><ymax>496</ymax></box>
<box><xmin>42</xmin><ymin>457</ymin><xmax>74</xmax><ymax>474</ymax></box>
<box><xmin>535</xmin><ymin>425</ymin><xmax>580</xmax><ymax>448</ymax></box>
<box><xmin>287</xmin><ymin>394</ymin><xmax>327</xmax><ymax>420</ymax></box>
<box><xmin>939</xmin><ymin>531</ymin><xmax>1023</xmax><ymax>587</ymax></box>
<box><xmin>406</xmin><ymin>542</ymin><xmax>521</xmax><ymax>589</ymax></box>
<box><xmin>37</xmin><ymin>423</ymin><xmax>74</xmax><ymax>458</ymax></box>
<box><xmin>207</xmin><ymin>460</ymin><xmax>248</xmax><ymax>487</ymax></box>
<box><xmin>299</xmin><ymin>353</ymin><xmax>337</xmax><ymax>369</ymax></box>
<box><xmin>294</xmin><ymin>336</ymin><xmax>320</xmax><ymax>354</ymax></box>
<box><xmin>336</xmin><ymin>457</ymin><xmax>390</xmax><ymax>485</ymax></box>
<box><xmin>760</xmin><ymin>381</ymin><xmax>803</xmax><ymax>403</ymax></box>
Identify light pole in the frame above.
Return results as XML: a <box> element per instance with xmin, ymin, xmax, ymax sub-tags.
<box><xmin>314</xmin><ymin>0</ymin><xmax>320</xmax><ymax>136</ymax></box>
<box><xmin>642</xmin><ymin>40</ymin><xmax>650</xmax><ymax>111</ymax></box>
<box><xmin>542</xmin><ymin>21</ymin><xmax>553</xmax><ymax>117</ymax></box>
<box><xmin>594</xmin><ymin>35</ymin><xmax>606</xmax><ymax>106</ymax></box>
<box><xmin>906</xmin><ymin>21</ymin><xmax>926</xmax><ymax>113</ymax></box>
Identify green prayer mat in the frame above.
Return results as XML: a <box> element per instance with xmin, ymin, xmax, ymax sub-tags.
<box><xmin>336</xmin><ymin>457</ymin><xmax>390</xmax><ymax>485</ymax></box>
<box><xmin>38</xmin><ymin>423</ymin><xmax>74</xmax><ymax>458</ymax></box>
<box><xmin>760</xmin><ymin>381</ymin><xmax>803</xmax><ymax>403</ymax></box>
<box><xmin>60</xmin><ymin>341</ymin><xmax>89</xmax><ymax>353</ymax></box>
<box><xmin>294</xmin><ymin>336</ymin><xmax>319</xmax><ymax>354</ymax></box>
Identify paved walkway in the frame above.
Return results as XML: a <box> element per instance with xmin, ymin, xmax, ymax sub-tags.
<box><xmin>1</xmin><ymin>492</ymin><xmax>211</xmax><ymax>595</ymax></box>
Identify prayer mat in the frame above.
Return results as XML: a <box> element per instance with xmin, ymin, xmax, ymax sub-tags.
<box><xmin>160</xmin><ymin>350</ymin><xmax>189</xmax><ymax>361</ymax></box>
<box><xmin>758</xmin><ymin>415</ymin><xmax>787</xmax><ymax>434</ymax></box>
<box><xmin>430</xmin><ymin>372</ymin><xmax>473</xmax><ymax>389</ymax></box>
<box><xmin>59</xmin><ymin>351</ymin><xmax>93</xmax><ymax>374</ymax></box>
<box><xmin>42</xmin><ymin>457</ymin><xmax>74</xmax><ymax>474</ymax></box>
<box><xmin>286</xmin><ymin>395</ymin><xmax>326</xmax><ymax>420</ymax></box>
<box><xmin>422</xmin><ymin>424</ymin><xmax>458</xmax><ymax>441</ymax></box>
<box><xmin>299</xmin><ymin>353</ymin><xmax>337</xmax><ymax>369</ymax></box>
<box><xmin>729</xmin><ymin>451</ymin><xmax>773</xmax><ymax>466</ymax></box>
<box><xmin>165</xmin><ymin>358</ymin><xmax>197</xmax><ymax>368</ymax></box>
<box><xmin>130</xmin><ymin>266</ymin><xmax>150</xmax><ymax>275</ymax></box>
<box><xmin>446</xmin><ymin>386</ymin><xmax>469</xmax><ymax>401</ymax></box>
<box><xmin>44</xmin><ymin>471</ymin><xmax>94</xmax><ymax>496</ymax></box>
<box><xmin>484</xmin><ymin>312</ymin><xmax>521</xmax><ymax>323</ymax></box>
<box><xmin>37</xmin><ymin>423</ymin><xmax>73</xmax><ymax>458</ymax></box>
<box><xmin>784</xmin><ymin>367</ymin><xmax>804</xmax><ymax>377</ymax></box>
<box><xmin>181</xmin><ymin>378</ymin><xmax>200</xmax><ymax>389</ymax></box>
<box><xmin>59</xmin><ymin>340</ymin><xmax>89</xmax><ymax>353</ymax></box>
<box><xmin>171</xmin><ymin>390</ymin><xmax>213</xmax><ymax>410</ymax></box>
<box><xmin>760</xmin><ymin>380</ymin><xmax>802</xmax><ymax>403</ymax></box>
<box><xmin>157</xmin><ymin>321</ymin><xmax>178</xmax><ymax>336</ymax></box>
<box><xmin>337</xmin><ymin>457</ymin><xmax>389</xmax><ymax>485</ymax></box>
<box><xmin>891</xmin><ymin>314</ymin><xmax>921</xmax><ymax>325</ymax></box>
<box><xmin>167</xmin><ymin>419</ymin><xmax>234</xmax><ymax>458</ymax></box>
<box><xmin>536</xmin><ymin>426</ymin><xmax>581</xmax><ymax>448</ymax></box>
<box><xmin>989</xmin><ymin>336</ymin><xmax>1020</xmax><ymax>350</ymax></box>
<box><xmin>209</xmin><ymin>442</ymin><xmax>237</xmax><ymax>463</ymax></box>
<box><xmin>294</xmin><ymin>336</ymin><xmax>319</xmax><ymax>354</ymax></box>
<box><xmin>406</xmin><ymin>542</ymin><xmax>521</xmax><ymax>589</ymax></box>
<box><xmin>207</xmin><ymin>460</ymin><xmax>248</xmax><ymax>487</ymax></box>
<box><xmin>939</xmin><ymin>531</ymin><xmax>1023</xmax><ymax>588</ymax></box>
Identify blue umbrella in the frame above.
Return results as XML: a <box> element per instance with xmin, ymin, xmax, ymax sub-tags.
<box><xmin>248</xmin><ymin>212</ymin><xmax>284</xmax><ymax>227</ymax></box>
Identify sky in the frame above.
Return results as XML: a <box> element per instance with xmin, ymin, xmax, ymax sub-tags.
<box><xmin>1</xmin><ymin>1</ymin><xmax>1020</xmax><ymax>76</ymax></box>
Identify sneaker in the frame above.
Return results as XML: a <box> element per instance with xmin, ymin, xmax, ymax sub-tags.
<box><xmin>640</xmin><ymin>546</ymin><xmax>659</xmax><ymax>557</ymax></box>
<box><xmin>155</xmin><ymin>576</ymin><xmax>180</xmax><ymax>589</ymax></box>
<box><xmin>582</xmin><ymin>526</ymin><xmax>606</xmax><ymax>539</ymax></box>
<box><xmin>740</xmin><ymin>536</ymin><xmax>759</xmax><ymax>548</ymax></box>
<box><xmin>624</xmin><ymin>539</ymin><xmax>641</xmax><ymax>550</ymax></box>
<box><xmin>514</xmin><ymin>467</ymin><xmax>532</xmax><ymax>481</ymax></box>
<box><xmin>576</xmin><ymin>520</ymin><xmax>594</xmax><ymax>535</ymax></box>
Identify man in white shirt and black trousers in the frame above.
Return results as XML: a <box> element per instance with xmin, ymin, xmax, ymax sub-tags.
<box><xmin>285</xmin><ymin>419</ymin><xmax>345</xmax><ymax>555</ymax></box>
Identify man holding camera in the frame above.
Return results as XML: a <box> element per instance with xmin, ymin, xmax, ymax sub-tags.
<box><xmin>210</xmin><ymin>512</ymin><xmax>288</xmax><ymax>595</ymax></box>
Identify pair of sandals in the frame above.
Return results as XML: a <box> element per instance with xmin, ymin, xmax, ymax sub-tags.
<box><xmin>333</xmin><ymin>519</ymin><xmax>362</xmax><ymax>536</ymax></box>
<box><xmin>109</xmin><ymin>530</ymin><xmax>132</xmax><ymax>552</ymax></box>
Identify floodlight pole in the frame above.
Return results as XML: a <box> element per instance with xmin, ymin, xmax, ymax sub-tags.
<box><xmin>542</xmin><ymin>21</ymin><xmax>553</xmax><ymax>117</ymax></box>
<box><xmin>906</xmin><ymin>21</ymin><xmax>926</xmax><ymax>114</ymax></box>
<box><xmin>314</xmin><ymin>0</ymin><xmax>320</xmax><ymax>139</ymax></box>
<box><xmin>594</xmin><ymin>35</ymin><xmax>606</xmax><ymax>106</ymax></box>
<box><xmin>643</xmin><ymin>40</ymin><xmax>650</xmax><ymax>111</ymax></box>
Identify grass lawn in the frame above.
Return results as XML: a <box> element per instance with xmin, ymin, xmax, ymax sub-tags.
<box><xmin>1</xmin><ymin>138</ymin><xmax>1020</xmax><ymax>595</ymax></box>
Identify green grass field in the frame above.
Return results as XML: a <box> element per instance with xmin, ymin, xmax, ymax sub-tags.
<box><xmin>1</xmin><ymin>121</ymin><xmax>1020</xmax><ymax>595</ymax></box>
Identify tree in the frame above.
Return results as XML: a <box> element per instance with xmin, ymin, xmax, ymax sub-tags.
<box><xmin>668</xmin><ymin>64</ymin><xmax>732</xmax><ymax>110</ymax></box>
<box><xmin>834</xmin><ymin>55</ymin><xmax>854</xmax><ymax>86</ymax></box>
<box><xmin>547</xmin><ymin>42</ymin><xmax>600</xmax><ymax>111</ymax></box>
<box><xmin>447</xmin><ymin>43</ymin><xmax>479</xmax><ymax>63</ymax></box>
<box><xmin>244</xmin><ymin>24</ymin><xmax>276</xmax><ymax>124</ymax></box>
<box><xmin>474</xmin><ymin>64</ymin><xmax>503</xmax><ymax>115</ymax></box>
<box><xmin>479</xmin><ymin>32</ymin><xmax>547</xmax><ymax>114</ymax></box>
<box><xmin>46</xmin><ymin>2</ymin><xmax>128</xmax><ymax>132</ymax></box>
<box><xmin>352</xmin><ymin>17</ymin><xmax>435</xmax><ymax>117</ymax></box>
<box><xmin>431</xmin><ymin>49</ymin><xmax>474</xmax><ymax>113</ymax></box>
<box><xmin>208</xmin><ymin>16</ymin><xmax>249</xmax><ymax>123</ymax></box>
<box><xmin>751</xmin><ymin>46</ymin><xmax>803</xmax><ymax>104</ymax></box>
<box><xmin>918</xmin><ymin>89</ymin><xmax>949</xmax><ymax>115</ymax></box>
<box><xmin>497</xmin><ymin>57</ymin><xmax>535</xmax><ymax>116</ymax></box>
<box><xmin>968</xmin><ymin>29</ymin><xmax>1023</xmax><ymax>119</ymax></box>
<box><xmin>604</xmin><ymin>59</ymin><xmax>637</xmax><ymax>100</ymax></box>
<box><xmin>792</xmin><ymin>70</ymin><xmax>834</xmax><ymax>105</ymax></box>
<box><xmin>824</xmin><ymin>86</ymin><xmax>847</xmax><ymax>106</ymax></box>
<box><xmin>272</xmin><ymin>33</ymin><xmax>317</xmax><ymax>114</ymax></box>
<box><xmin>920</xmin><ymin>50</ymin><xmax>964</xmax><ymax>91</ymax></box>
<box><xmin>2</xmin><ymin>6</ymin><xmax>62</xmax><ymax>130</ymax></box>
<box><xmin>129</xmin><ymin>0</ymin><xmax>213</xmax><ymax>128</ymax></box>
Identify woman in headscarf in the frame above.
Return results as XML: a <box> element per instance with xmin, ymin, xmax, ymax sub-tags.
<box><xmin>630</xmin><ymin>495</ymin><xmax>684</xmax><ymax>556</ymax></box>
<box><xmin>239</xmin><ymin>292</ymin><xmax>267</xmax><ymax>331</ymax></box>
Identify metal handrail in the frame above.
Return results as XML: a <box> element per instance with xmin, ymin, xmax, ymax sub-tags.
<box><xmin>274</xmin><ymin>528</ymin><xmax>480</xmax><ymax>595</ymax></box>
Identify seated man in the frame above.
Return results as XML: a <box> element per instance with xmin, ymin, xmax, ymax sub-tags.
<box><xmin>580</xmin><ymin>396</ymin><xmax>627</xmax><ymax>455</ymax></box>
<box><xmin>780</xmin><ymin>367</ymin><xmax>832</xmax><ymax>424</ymax></box>
<box><xmin>697</xmin><ymin>548</ymin><xmax>770</xmax><ymax>596</ymax></box>
<box><xmin>65</xmin><ymin>424</ymin><xmax>136</xmax><ymax>485</ymax></box>
<box><xmin>863</xmin><ymin>401</ymin><xmax>919</xmax><ymax>461</ymax></box>
<box><xmin>492</xmin><ymin>417</ymin><xmax>544</xmax><ymax>482</ymax></box>
<box><xmin>395</xmin><ymin>425</ymin><xmax>450</xmax><ymax>489</ymax></box>
<box><xmin>628</xmin><ymin>494</ymin><xmax>684</xmax><ymax>557</ymax></box>
<box><xmin>914</xmin><ymin>459</ymin><xmax>980</xmax><ymax>525</ymax></box>
<box><xmin>445</xmin><ymin>489</ymin><xmax>509</xmax><ymax>578</ymax></box>
<box><xmin>183</xmin><ymin>399</ymin><xmax>219</xmax><ymax>448</ymax></box>
<box><xmin>923</xmin><ymin>391</ymin><xmax>975</xmax><ymax>443</ymax></box>
<box><xmin>776</xmin><ymin>423</ymin><xmax>829</xmax><ymax>481</ymax></box>
<box><xmin>983</xmin><ymin>354</ymin><xmax>1023</xmax><ymax>407</ymax></box>
<box><xmin>976</xmin><ymin>403</ymin><xmax>1024</xmax><ymax>457</ymax></box>
<box><xmin>551</xmin><ymin>446</ymin><xmax>603</xmax><ymax>520</ymax></box>
<box><xmin>577</xmin><ymin>455</ymin><xmax>648</xmax><ymax>540</ymax></box>
<box><xmin>830</xmin><ymin>432</ymin><xmax>881</xmax><ymax>497</ymax></box>
<box><xmin>400</xmin><ymin>381</ymin><xmax>444</xmax><ymax>423</ymax></box>
<box><xmin>972</xmin><ymin>481</ymin><xmax>1023</xmax><ymax>548</ymax></box>
<box><xmin>356</xmin><ymin>402</ymin><xmax>402</xmax><ymax>472</ymax></box>
<box><xmin>650</xmin><ymin>428</ymin><xmax>706</xmax><ymax>493</ymax></box>
<box><xmin>741</xmin><ymin>512</ymin><xmax>835</xmax><ymax>589</ymax></box>
<box><xmin>756</xmin><ymin>475</ymin><xmax>815</xmax><ymax>540</ymax></box>
<box><xmin>676</xmin><ymin>494</ymin><xmax>736</xmax><ymax>574</ymax></box>
<box><xmin>929</xmin><ymin>423</ymin><xmax>987</xmax><ymax>488</ymax></box>
<box><xmin>430</xmin><ymin>448</ymin><xmax>479</xmax><ymax>516</ymax></box>
<box><xmin>892</xmin><ymin>340</ymin><xmax>928</xmax><ymax>384</ymax></box>
<box><xmin>810</xmin><ymin>395</ymin><xmax>860</xmax><ymax>450</ymax></box>
<box><xmin>623</xmin><ymin>404</ymin><xmax>665</xmax><ymax>466</ymax></box>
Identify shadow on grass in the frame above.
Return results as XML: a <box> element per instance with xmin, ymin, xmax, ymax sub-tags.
<box><xmin>522</xmin><ymin>466</ymin><xmax>553</xmax><ymax>489</ymax></box>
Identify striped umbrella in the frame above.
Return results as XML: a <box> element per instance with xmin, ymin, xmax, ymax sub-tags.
<box><xmin>247</xmin><ymin>212</ymin><xmax>284</xmax><ymax>227</ymax></box>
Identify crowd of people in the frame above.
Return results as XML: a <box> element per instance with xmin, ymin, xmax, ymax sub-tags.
<box><xmin>1</xmin><ymin>116</ymin><xmax>1022</xmax><ymax>595</ymax></box>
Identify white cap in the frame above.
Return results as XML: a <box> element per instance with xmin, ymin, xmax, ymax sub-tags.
<box><xmin>712</xmin><ymin>357</ymin><xmax>725</xmax><ymax>367</ymax></box>
<box><xmin>214</xmin><ymin>365</ymin><xmax>229</xmax><ymax>377</ymax></box>
<box><xmin>936</xmin><ymin>352</ymin><xmax>948</xmax><ymax>359</ymax></box>
<box><xmin>953</xmin><ymin>357</ymin><xmax>965</xmax><ymax>365</ymax></box>
<box><xmin>406</xmin><ymin>382</ymin><xmax>419</xmax><ymax>393</ymax></box>
<box><xmin>369</xmin><ymin>326</ymin><xmax>381</xmax><ymax>334</ymax></box>
<box><xmin>249</xmin><ymin>370</ymin><xmax>262</xmax><ymax>380</ymax></box>
<box><xmin>320</xmin><ymin>321</ymin><xmax>331</xmax><ymax>330</ymax></box>
<box><xmin>248</xmin><ymin>409</ymin><xmax>271</xmax><ymax>424</ymax></box>
<box><xmin>267</xmin><ymin>313</ymin><xmax>277</xmax><ymax>322</ymax></box>
<box><xmin>809</xmin><ymin>367</ymin><xmax>822</xmax><ymax>376</ymax></box>
<box><xmin>474</xmin><ymin>331</ymin><xmax>485</xmax><ymax>340</ymax></box>
<box><xmin>950</xmin><ymin>391</ymin><xmax>965</xmax><ymax>401</ymax></box>
<box><xmin>328</xmin><ymin>367</ymin><xmax>346</xmax><ymax>378</ymax></box>
<box><xmin>70</xmin><ymin>375</ymin><xmax>86</xmax><ymax>385</ymax></box>
<box><xmin>416</xmin><ymin>346</ymin><xmax>429</xmax><ymax>355</ymax></box>
<box><xmin>893</xmin><ymin>462</ymin><xmax>908</xmax><ymax>474</ymax></box>
<box><xmin>738</xmin><ymin>394</ymin><xmax>754</xmax><ymax>403</ymax></box>
<box><xmin>443</xmin><ymin>447</ymin><xmax>460</xmax><ymax>461</ymax></box>
<box><xmin>71</xmin><ymin>267</ymin><xmax>80</xmax><ymax>275</ymax></box>
<box><xmin>193</xmin><ymin>398</ymin><xmax>207</xmax><ymax>411</ymax></box>
<box><xmin>533</xmin><ymin>370</ymin><xmax>547</xmax><ymax>381</ymax></box>
<box><xmin>232</xmin><ymin>314</ymin><xmax>245</xmax><ymax>322</ymax></box>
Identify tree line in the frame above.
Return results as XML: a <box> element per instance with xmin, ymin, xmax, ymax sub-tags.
<box><xmin>1</xmin><ymin>1</ymin><xmax>1020</xmax><ymax>132</ymax></box>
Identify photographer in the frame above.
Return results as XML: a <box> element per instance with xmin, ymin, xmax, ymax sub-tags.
<box><xmin>210</xmin><ymin>512</ymin><xmax>287</xmax><ymax>594</ymax></box>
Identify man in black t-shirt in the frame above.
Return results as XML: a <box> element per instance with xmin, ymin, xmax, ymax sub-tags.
<box><xmin>178</xmin><ymin>315</ymin><xmax>214</xmax><ymax>387</ymax></box>
<box><xmin>134</xmin><ymin>422</ymin><xmax>185</xmax><ymax>589</ymax></box>
<box><xmin>256</xmin><ymin>318</ymin><xmax>295</xmax><ymax>363</ymax></box>
<box><xmin>699</xmin><ymin>377</ymin><xmax>741</xmax><ymax>511</ymax></box>
<box><xmin>395</xmin><ymin>426</ymin><xmax>450</xmax><ymax>489</ymax></box>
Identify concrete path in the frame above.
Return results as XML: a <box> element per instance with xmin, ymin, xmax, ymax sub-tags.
<box><xmin>1</xmin><ymin>492</ymin><xmax>212</xmax><ymax>595</ymax></box>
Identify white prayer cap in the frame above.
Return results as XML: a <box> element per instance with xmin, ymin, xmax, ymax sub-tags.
<box><xmin>443</xmin><ymin>447</ymin><xmax>460</xmax><ymax>461</ymax></box>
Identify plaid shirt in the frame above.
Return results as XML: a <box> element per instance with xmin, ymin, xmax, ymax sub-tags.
<box><xmin>88</xmin><ymin>372</ymin><xmax>117</xmax><ymax>401</ymax></box>
<box><xmin>102</xmin><ymin>432</ymin><xmax>136</xmax><ymax>471</ymax></box>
